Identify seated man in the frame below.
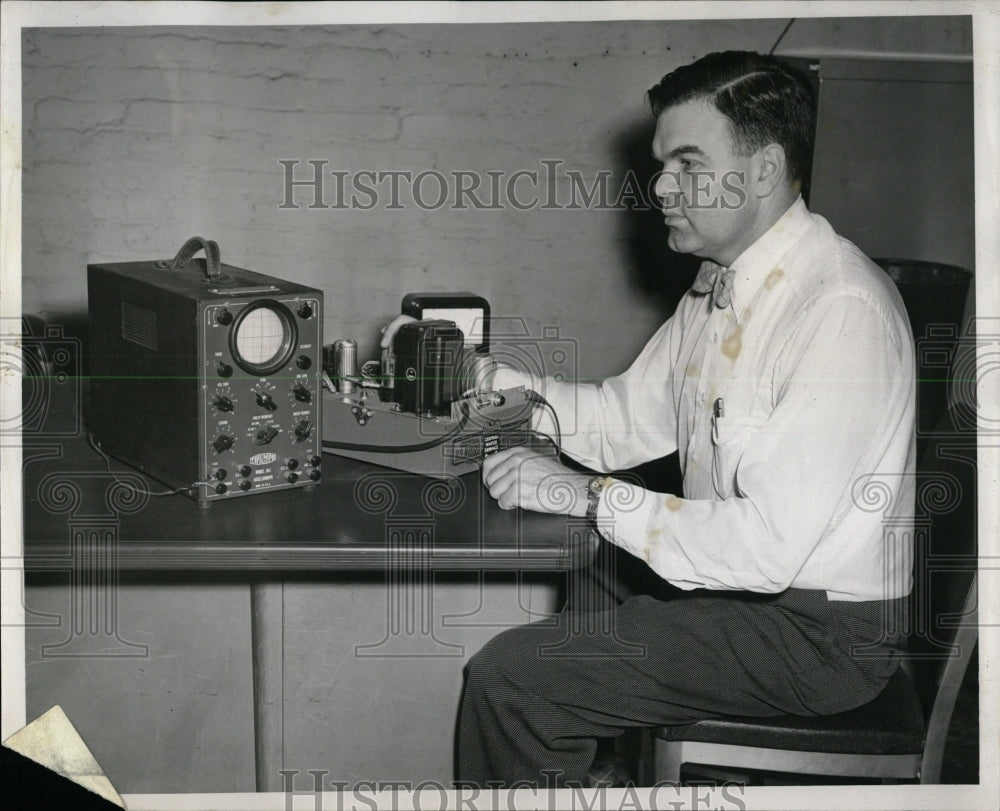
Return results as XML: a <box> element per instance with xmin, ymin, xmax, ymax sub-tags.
<box><xmin>454</xmin><ymin>51</ymin><xmax>915</xmax><ymax>787</ymax></box>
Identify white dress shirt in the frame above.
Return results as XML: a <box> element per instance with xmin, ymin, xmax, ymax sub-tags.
<box><xmin>502</xmin><ymin>198</ymin><xmax>916</xmax><ymax>601</ymax></box>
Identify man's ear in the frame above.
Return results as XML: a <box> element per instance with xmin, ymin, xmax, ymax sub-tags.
<box><xmin>753</xmin><ymin>142</ymin><xmax>787</xmax><ymax>198</ymax></box>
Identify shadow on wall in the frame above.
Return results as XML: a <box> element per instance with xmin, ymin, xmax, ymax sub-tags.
<box><xmin>613</xmin><ymin>115</ymin><xmax>702</xmax><ymax>317</ymax></box>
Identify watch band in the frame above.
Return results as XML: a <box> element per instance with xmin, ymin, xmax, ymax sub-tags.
<box><xmin>586</xmin><ymin>476</ymin><xmax>614</xmax><ymax>525</ymax></box>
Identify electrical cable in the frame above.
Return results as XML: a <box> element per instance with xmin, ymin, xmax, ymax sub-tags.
<box><xmin>769</xmin><ymin>19</ymin><xmax>796</xmax><ymax>55</ymax></box>
<box><xmin>528</xmin><ymin>430</ymin><xmax>560</xmax><ymax>457</ymax></box>
<box><xmin>323</xmin><ymin>383</ymin><xmax>556</xmax><ymax>461</ymax></box>
<box><xmin>87</xmin><ymin>431</ymin><xmax>215</xmax><ymax>497</ymax></box>
<box><xmin>523</xmin><ymin>389</ymin><xmax>562</xmax><ymax>456</ymax></box>
<box><xmin>322</xmin><ymin>400</ymin><xmax>472</xmax><ymax>454</ymax></box>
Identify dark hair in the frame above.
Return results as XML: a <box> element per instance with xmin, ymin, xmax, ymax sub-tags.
<box><xmin>647</xmin><ymin>51</ymin><xmax>816</xmax><ymax>186</ymax></box>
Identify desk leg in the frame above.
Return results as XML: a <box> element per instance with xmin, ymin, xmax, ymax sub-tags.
<box><xmin>251</xmin><ymin>578</ymin><xmax>284</xmax><ymax>792</ymax></box>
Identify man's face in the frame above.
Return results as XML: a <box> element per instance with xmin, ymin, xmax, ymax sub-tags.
<box><xmin>651</xmin><ymin>98</ymin><xmax>759</xmax><ymax>265</ymax></box>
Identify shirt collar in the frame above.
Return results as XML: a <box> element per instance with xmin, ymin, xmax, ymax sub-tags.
<box><xmin>727</xmin><ymin>196</ymin><xmax>812</xmax><ymax>319</ymax></box>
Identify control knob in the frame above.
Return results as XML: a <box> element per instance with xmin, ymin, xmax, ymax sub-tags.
<box><xmin>256</xmin><ymin>391</ymin><xmax>278</xmax><ymax>411</ymax></box>
<box><xmin>255</xmin><ymin>425</ymin><xmax>279</xmax><ymax>445</ymax></box>
<box><xmin>212</xmin><ymin>434</ymin><xmax>234</xmax><ymax>453</ymax></box>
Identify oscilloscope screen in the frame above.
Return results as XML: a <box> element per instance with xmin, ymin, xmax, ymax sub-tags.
<box><xmin>229</xmin><ymin>300</ymin><xmax>297</xmax><ymax>376</ymax></box>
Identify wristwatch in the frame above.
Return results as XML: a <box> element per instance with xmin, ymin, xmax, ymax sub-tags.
<box><xmin>586</xmin><ymin>476</ymin><xmax>614</xmax><ymax>525</ymax></box>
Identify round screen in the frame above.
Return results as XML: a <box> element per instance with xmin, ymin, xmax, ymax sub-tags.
<box><xmin>235</xmin><ymin>307</ymin><xmax>284</xmax><ymax>365</ymax></box>
<box><xmin>229</xmin><ymin>301</ymin><xmax>297</xmax><ymax>375</ymax></box>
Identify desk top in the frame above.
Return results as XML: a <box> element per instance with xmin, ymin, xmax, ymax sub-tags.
<box><xmin>20</xmin><ymin>424</ymin><xmax>596</xmax><ymax>573</ymax></box>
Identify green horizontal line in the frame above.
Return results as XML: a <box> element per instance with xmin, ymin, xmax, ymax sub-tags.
<box><xmin>14</xmin><ymin>374</ymin><xmax>980</xmax><ymax>384</ymax></box>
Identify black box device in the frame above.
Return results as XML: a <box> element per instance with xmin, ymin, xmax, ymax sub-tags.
<box><xmin>88</xmin><ymin>237</ymin><xmax>323</xmax><ymax>505</ymax></box>
<box><xmin>401</xmin><ymin>292</ymin><xmax>490</xmax><ymax>352</ymax></box>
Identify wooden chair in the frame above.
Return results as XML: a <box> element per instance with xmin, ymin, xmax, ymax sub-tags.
<box><xmin>640</xmin><ymin>410</ymin><xmax>978</xmax><ymax>786</ymax></box>
<box><xmin>640</xmin><ymin>578</ymin><xmax>976</xmax><ymax>784</ymax></box>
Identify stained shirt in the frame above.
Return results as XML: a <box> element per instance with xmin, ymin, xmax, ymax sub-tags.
<box><xmin>502</xmin><ymin>198</ymin><xmax>916</xmax><ymax>601</ymax></box>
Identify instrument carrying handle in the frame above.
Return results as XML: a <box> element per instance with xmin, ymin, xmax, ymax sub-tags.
<box><xmin>169</xmin><ymin>236</ymin><xmax>222</xmax><ymax>279</ymax></box>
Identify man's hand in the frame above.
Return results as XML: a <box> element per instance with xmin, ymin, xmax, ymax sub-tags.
<box><xmin>482</xmin><ymin>447</ymin><xmax>591</xmax><ymax>516</ymax></box>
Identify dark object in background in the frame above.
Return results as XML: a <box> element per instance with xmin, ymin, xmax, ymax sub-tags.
<box><xmin>874</xmin><ymin>258</ymin><xmax>973</xmax><ymax>453</ymax></box>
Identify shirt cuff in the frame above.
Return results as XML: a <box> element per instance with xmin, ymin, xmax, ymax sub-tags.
<box><xmin>595</xmin><ymin>479</ymin><xmax>656</xmax><ymax>564</ymax></box>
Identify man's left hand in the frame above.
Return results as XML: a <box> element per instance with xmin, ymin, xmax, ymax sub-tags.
<box><xmin>482</xmin><ymin>447</ymin><xmax>591</xmax><ymax>517</ymax></box>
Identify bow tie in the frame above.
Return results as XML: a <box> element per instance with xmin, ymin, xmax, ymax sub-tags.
<box><xmin>691</xmin><ymin>261</ymin><xmax>735</xmax><ymax>309</ymax></box>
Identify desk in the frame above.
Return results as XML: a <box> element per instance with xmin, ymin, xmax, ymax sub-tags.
<box><xmin>21</xmin><ymin>424</ymin><xmax>597</xmax><ymax>792</ymax></box>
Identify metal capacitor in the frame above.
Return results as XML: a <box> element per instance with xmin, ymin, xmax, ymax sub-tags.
<box><xmin>333</xmin><ymin>339</ymin><xmax>357</xmax><ymax>394</ymax></box>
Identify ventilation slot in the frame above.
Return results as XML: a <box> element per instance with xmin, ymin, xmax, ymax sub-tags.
<box><xmin>121</xmin><ymin>300</ymin><xmax>159</xmax><ymax>351</ymax></box>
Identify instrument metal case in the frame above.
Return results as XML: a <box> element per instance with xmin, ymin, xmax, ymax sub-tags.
<box><xmin>88</xmin><ymin>242</ymin><xmax>323</xmax><ymax>505</ymax></box>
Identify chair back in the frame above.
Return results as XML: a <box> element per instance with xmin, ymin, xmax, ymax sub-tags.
<box><xmin>908</xmin><ymin>406</ymin><xmax>978</xmax><ymax>782</ymax></box>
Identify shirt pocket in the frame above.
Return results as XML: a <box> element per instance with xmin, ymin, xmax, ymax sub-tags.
<box><xmin>710</xmin><ymin>415</ymin><xmax>765</xmax><ymax>498</ymax></box>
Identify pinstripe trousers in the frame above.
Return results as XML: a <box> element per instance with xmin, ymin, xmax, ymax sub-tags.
<box><xmin>456</xmin><ymin>589</ymin><xmax>904</xmax><ymax>787</ymax></box>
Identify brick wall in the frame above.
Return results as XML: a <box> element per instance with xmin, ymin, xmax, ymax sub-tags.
<box><xmin>17</xmin><ymin>15</ymin><xmax>974</xmax><ymax>795</ymax></box>
<box><xmin>21</xmin><ymin>18</ymin><xmax>971</xmax><ymax>377</ymax></box>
